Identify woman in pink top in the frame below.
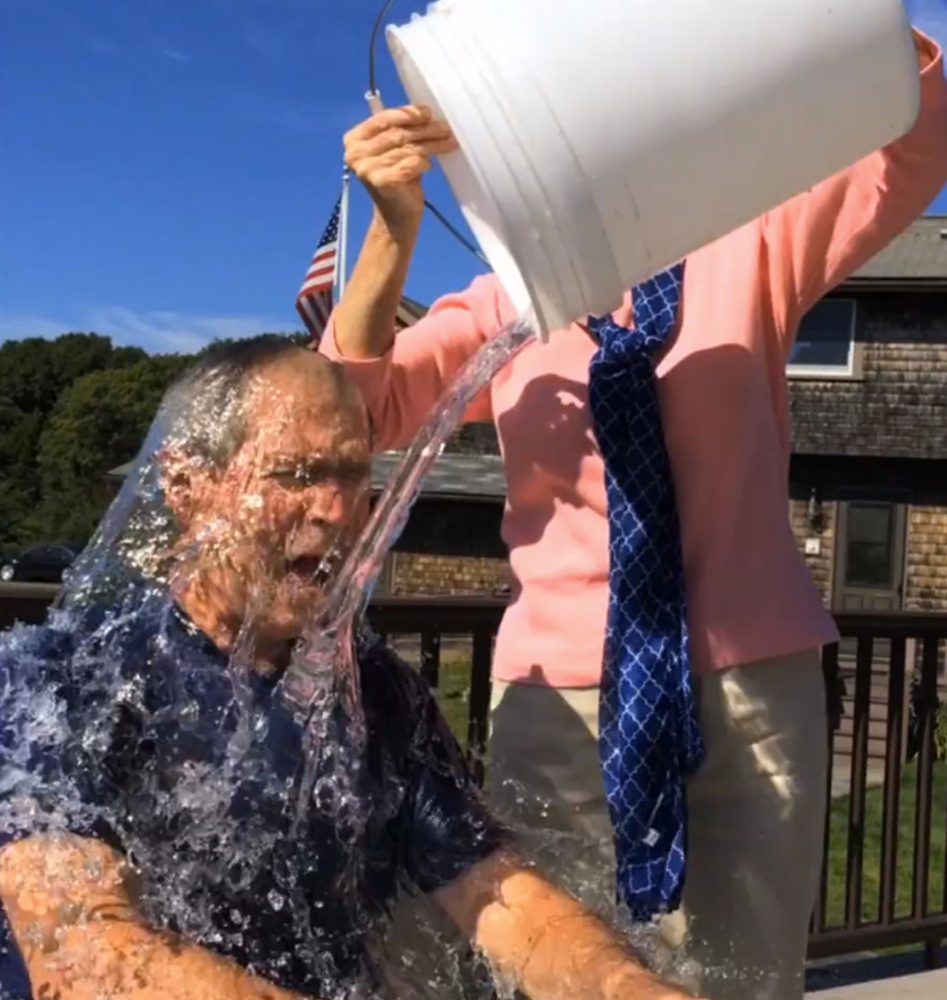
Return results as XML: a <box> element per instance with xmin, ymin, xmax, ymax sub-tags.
<box><xmin>321</xmin><ymin>29</ymin><xmax>947</xmax><ymax>1000</ymax></box>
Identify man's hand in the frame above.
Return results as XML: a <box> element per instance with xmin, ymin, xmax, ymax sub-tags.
<box><xmin>0</xmin><ymin>834</ymin><xmax>306</xmax><ymax>1000</ymax></box>
<box><xmin>434</xmin><ymin>850</ymin><xmax>702</xmax><ymax>1000</ymax></box>
<box><xmin>344</xmin><ymin>105</ymin><xmax>458</xmax><ymax>240</ymax></box>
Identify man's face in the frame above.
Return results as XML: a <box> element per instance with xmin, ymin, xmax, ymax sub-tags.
<box><xmin>174</xmin><ymin>352</ymin><xmax>371</xmax><ymax>653</ymax></box>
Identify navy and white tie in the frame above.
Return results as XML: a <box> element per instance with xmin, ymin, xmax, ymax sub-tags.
<box><xmin>587</xmin><ymin>264</ymin><xmax>705</xmax><ymax>921</ymax></box>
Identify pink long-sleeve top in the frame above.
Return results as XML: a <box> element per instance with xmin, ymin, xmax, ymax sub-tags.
<box><xmin>323</xmin><ymin>33</ymin><xmax>947</xmax><ymax>688</ymax></box>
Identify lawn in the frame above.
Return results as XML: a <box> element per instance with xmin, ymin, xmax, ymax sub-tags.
<box><xmin>824</xmin><ymin>760</ymin><xmax>947</xmax><ymax>928</ymax></box>
<box><xmin>433</xmin><ymin>655</ymin><xmax>474</xmax><ymax>738</ymax></box>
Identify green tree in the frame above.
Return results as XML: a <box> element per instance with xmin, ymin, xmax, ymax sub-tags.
<box><xmin>0</xmin><ymin>333</ymin><xmax>146</xmax><ymax>414</ymax></box>
<box><xmin>0</xmin><ymin>397</ymin><xmax>46</xmax><ymax>543</ymax></box>
<box><xmin>1</xmin><ymin>331</ymin><xmax>303</xmax><ymax>547</ymax></box>
<box><xmin>24</xmin><ymin>355</ymin><xmax>193</xmax><ymax>544</ymax></box>
<box><xmin>0</xmin><ymin>334</ymin><xmax>150</xmax><ymax>544</ymax></box>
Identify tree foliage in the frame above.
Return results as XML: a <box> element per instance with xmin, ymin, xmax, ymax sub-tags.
<box><xmin>0</xmin><ymin>334</ymin><xmax>152</xmax><ymax>544</ymax></box>
<box><xmin>0</xmin><ymin>334</ymin><xmax>146</xmax><ymax>414</ymax></box>
<box><xmin>24</xmin><ymin>356</ymin><xmax>193</xmax><ymax>543</ymax></box>
<box><xmin>0</xmin><ymin>331</ymin><xmax>305</xmax><ymax>548</ymax></box>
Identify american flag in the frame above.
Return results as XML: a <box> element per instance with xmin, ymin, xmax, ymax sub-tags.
<box><xmin>296</xmin><ymin>196</ymin><xmax>341</xmax><ymax>343</ymax></box>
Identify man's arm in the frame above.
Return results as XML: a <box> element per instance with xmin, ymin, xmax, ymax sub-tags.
<box><xmin>393</xmin><ymin>667</ymin><xmax>696</xmax><ymax>1000</ymax></box>
<box><xmin>0</xmin><ymin>835</ymin><xmax>309</xmax><ymax>1000</ymax></box>
<box><xmin>434</xmin><ymin>851</ymin><xmax>699</xmax><ymax>1000</ymax></box>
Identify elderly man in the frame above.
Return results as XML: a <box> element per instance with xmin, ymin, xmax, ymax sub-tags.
<box><xmin>0</xmin><ymin>338</ymin><xmax>697</xmax><ymax>1000</ymax></box>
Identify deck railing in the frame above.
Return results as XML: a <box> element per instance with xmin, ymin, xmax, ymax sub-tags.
<box><xmin>369</xmin><ymin>598</ymin><xmax>947</xmax><ymax>966</ymax></box>
<box><xmin>3</xmin><ymin>586</ymin><xmax>946</xmax><ymax>963</ymax></box>
<box><xmin>810</xmin><ymin>614</ymin><xmax>947</xmax><ymax>966</ymax></box>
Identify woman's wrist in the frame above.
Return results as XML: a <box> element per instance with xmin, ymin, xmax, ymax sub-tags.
<box><xmin>370</xmin><ymin>205</ymin><xmax>421</xmax><ymax>252</ymax></box>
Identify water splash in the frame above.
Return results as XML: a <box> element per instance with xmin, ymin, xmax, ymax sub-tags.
<box><xmin>0</xmin><ymin>326</ymin><xmax>548</xmax><ymax>1000</ymax></box>
<box><xmin>0</xmin><ymin>324</ymin><xmax>714</xmax><ymax>1000</ymax></box>
<box><xmin>281</xmin><ymin>318</ymin><xmax>536</xmax><ymax>837</ymax></box>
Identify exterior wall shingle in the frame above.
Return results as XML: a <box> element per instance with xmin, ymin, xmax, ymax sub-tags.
<box><xmin>790</xmin><ymin>293</ymin><xmax>947</xmax><ymax>458</ymax></box>
<box><xmin>905</xmin><ymin>505</ymin><xmax>947</xmax><ymax>612</ymax></box>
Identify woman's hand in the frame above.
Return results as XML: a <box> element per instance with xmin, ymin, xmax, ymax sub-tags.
<box><xmin>344</xmin><ymin>105</ymin><xmax>458</xmax><ymax>239</ymax></box>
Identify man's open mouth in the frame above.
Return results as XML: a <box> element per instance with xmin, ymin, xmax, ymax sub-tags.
<box><xmin>286</xmin><ymin>555</ymin><xmax>337</xmax><ymax>587</ymax></box>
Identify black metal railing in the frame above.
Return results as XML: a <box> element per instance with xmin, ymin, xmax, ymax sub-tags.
<box><xmin>369</xmin><ymin>599</ymin><xmax>947</xmax><ymax>966</ymax></box>
<box><xmin>810</xmin><ymin>614</ymin><xmax>947</xmax><ymax>965</ymax></box>
<box><xmin>369</xmin><ymin>596</ymin><xmax>505</xmax><ymax>785</ymax></box>
<box><xmin>3</xmin><ymin>586</ymin><xmax>946</xmax><ymax>962</ymax></box>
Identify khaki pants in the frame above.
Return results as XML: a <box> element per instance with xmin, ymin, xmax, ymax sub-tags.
<box><xmin>488</xmin><ymin>649</ymin><xmax>828</xmax><ymax>1000</ymax></box>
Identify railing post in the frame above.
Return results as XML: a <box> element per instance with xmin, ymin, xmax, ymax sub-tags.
<box><xmin>912</xmin><ymin>636</ymin><xmax>939</xmax><ymax>937</ymax></box>
<box><xmin>844</xmin><ymin>636</ymin><xmax>874</xmax><ymax>930</ymax></box>
<box><xmin>924</xmin><ymin>939</ymin><xmax>942</xmax><ymax>970</ymax></box>
<box><xmin>812</xmin><ymin>642</ymin><xmax>840</xmax><ymax>938</ymax></box>
<box><xmin>420</xmin><ymin>630</ymin><xmax>441</xmax><ymax>688</ymax></box>
<box><xmin>467</xmin><ymin>626</ymin><xmax>493</xmax><ymax>788</ymax></box>
<box><xmin>903</xmin><ymin>637</ymin><xmax>917</xmax><ymax>765</ymax></box>
<box><xmin>879</xmin><ymin>636</ymin><xmax>906</xmax><ymax>927</ymax></box>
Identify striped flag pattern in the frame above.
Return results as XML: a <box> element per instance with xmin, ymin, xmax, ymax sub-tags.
<box><xmin>296</xmin><ymin>197</ymin><xmax>341</xmax><ymax>343</ymax></box>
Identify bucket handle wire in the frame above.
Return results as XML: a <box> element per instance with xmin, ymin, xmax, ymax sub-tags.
<box><xmin>365</xmin><ymin>0</ymin><xmax>488</xmax><ymax>266</ymax></box>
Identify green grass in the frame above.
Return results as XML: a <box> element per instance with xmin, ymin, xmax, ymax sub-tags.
<box><xmin>824</xmin><ymin>760</ymin><xmax>947</xmax><ymax>928</ymax></box>
<box><xmin>433</xmin><ymin>656</ymin><xmax>474</xmax><ymax>739</ymax></box>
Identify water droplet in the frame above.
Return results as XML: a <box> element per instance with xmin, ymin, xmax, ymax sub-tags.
<box><xmin>267</xmin><ymin>890</ymin><xmax>284</xmax><ymax>911</ymax></box>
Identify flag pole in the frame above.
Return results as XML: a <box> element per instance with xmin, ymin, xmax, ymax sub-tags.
<box><xmin>337</xmin><ymin>165</ymin><xmax>352</xmax><ymax>298</ymax></box>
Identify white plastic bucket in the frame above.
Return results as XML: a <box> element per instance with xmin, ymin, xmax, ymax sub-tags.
<box><xmin>387</xmin><ymin>0</ymin><xmax>920</xmax><ymax>337</ymax></box>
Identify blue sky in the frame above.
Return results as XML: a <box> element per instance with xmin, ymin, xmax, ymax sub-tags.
<box><xmin>2</xmin><ymin>0</ymin><xmax>946</xmax><ymax>354</ymax></box>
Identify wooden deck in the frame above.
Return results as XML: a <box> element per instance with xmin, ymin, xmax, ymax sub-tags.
<box><xmin>808</xmin><ymin>968</ymin><xmax>947</xmax><ymax>998</ymax></box>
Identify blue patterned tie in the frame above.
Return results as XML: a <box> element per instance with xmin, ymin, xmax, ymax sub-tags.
<box><xmin>587</xmin><ymin>264</ymin><xmax>705</xmax><ymax>921</ymax></box>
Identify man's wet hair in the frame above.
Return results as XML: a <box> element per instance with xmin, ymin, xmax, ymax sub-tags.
<box><xmin>161</xmin><ymin>335</ymin><xmax>306</xmax><ymax>469</ymax></box>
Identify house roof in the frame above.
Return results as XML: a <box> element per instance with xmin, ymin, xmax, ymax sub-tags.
<box><xmin>107</xmin><ymin>451</ymin><xmax>507</xmax><ymax>501</ymax></box>
<box><xmin>846</xmin><ymin>215</ymin><xmax>947</xmax><ymax>286</ymax></box>
<box><xmin>372</xmin><ymin>450</ymin><xmax>505</xmax><ymax>499</ymax></box>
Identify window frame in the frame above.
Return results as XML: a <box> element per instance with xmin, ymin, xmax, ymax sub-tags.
<box><xmin>786</xmin><ymin>297</ymin><xmax>863</xmax><ymax>380</ymax></box>
<box><xmin>841</xmin><ymin>501</ymin><xmax>898</xmax><ymax>591</ymax></box>
<box><xmin>831</xmin><ymin>493</ymin><xmax>909</xmax><ymax>613</ymax></box>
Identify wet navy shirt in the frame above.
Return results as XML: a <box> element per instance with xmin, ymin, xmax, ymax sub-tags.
<box><xmin>0</xmin><ymin>593</ymin><xmax>503</xmax><ymax>999</ymax></box>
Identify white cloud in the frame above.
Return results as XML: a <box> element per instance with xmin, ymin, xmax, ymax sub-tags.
<box><xmin>0</xmin><ymin>307</ymin><xmax>300</xmax><ymax>354</ymax></box>
<box><xmin>159</xmin><ymin>47</ymin><xmax>191</xmax><ymax>64</ymax></box>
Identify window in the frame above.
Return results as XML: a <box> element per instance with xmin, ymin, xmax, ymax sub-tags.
<box><xmin>787</xmin><ymin>299</ymin><xmax>859</xmax><ymax>378</ymax></box>
<box><xmin>843</xmin><ymin>502</ymin><xmax>896</xmax><ymax>589</ymax></box>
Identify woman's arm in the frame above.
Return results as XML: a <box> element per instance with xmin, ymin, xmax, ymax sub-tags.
<box><xmin>0</xmin><ymin>834</ymin><xmax>309</xmax><ymax>1000</ymax></box>
<box><xmin>321</xmin><ymin>105</ymin><xmax>503</xmax><ymax>451</ymax></box>
<box><xmin>321</xmin><ymin>275</ymin><xmax>504</xmax><ymax>450</ymax></box>
<box><xmin>334</xmin><ymin>105</ymin><xmax>457</xmax><ymax>361</ymax></box>
<box><xmin>762</xmin><ymin>29</ymin><xmax>947</xmax><ymax>346</ymax></box>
